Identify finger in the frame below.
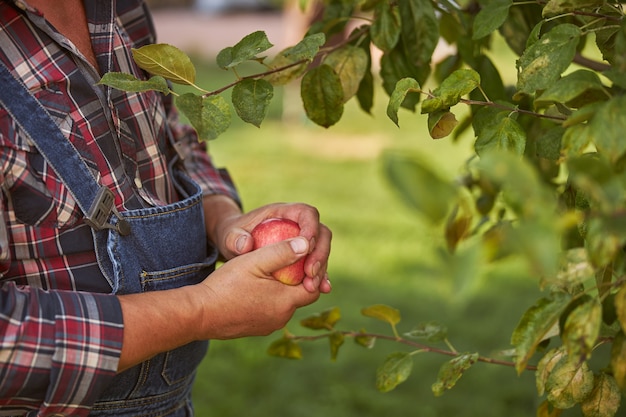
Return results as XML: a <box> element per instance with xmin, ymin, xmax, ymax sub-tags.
<box><xmin>320</xmin><ymin>274</ymin><xmax>332</xmax><ymax>294</ymax></box>
<box><xmin>304</xmin><ymin>224</ymin><xmax>332</xmax><ymax>278</ymax></box>
<box><xmin>223</xmin><ymin>227</ymin><xmax>253</xmax><ymax>259</ymax></box>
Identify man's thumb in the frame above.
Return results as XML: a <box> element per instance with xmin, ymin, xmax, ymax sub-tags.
<box><xmin>254</xmin><ymin>237</ymin><xmax>309</xmax><ymax>278</ymax></box>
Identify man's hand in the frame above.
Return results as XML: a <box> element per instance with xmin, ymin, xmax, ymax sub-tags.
<box><xmin>117</xmin><ymin>235</ymin><xmax>322</xmax><ymax>372</ymax></box>
<box><xmin>203</xmin><ymin>195</ymin><xmax>332</xmax><ymax>294</ymax></box>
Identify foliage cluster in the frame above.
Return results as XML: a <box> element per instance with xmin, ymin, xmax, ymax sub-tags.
<box><xmin>100</xmin><ymin>0</ymin><xmax>626</xmax><ymax>415</ymax></box>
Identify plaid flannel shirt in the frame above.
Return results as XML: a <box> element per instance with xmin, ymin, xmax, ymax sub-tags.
<box><xmin>0</xmin><ymin>1</ymin><xmax>239</xmax><ymax>415</ymax></box>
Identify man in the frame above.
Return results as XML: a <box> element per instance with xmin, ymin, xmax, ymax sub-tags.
<box><xmin>0</xmin><ymin>1</ymin><xmax>332</xmax><ymax>416</ymax></box>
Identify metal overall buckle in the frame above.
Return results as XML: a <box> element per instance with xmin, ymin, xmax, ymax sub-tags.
<box><xmin>84</xmin><ymin>186</ymin><xmax>131</xmax><ymax>236</ymax></box>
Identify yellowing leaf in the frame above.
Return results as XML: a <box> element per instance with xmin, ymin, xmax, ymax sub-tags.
<box><xmin>428</xmin><ymin>110</ymin><xmax>458</xmax><ymax>139</ymax></box>
<box><xmin>267</xmin><ymin>337</ymin><xmax>302</xmax><ymax>360</ymax></box>
<box><xmin>361</xmin><ymin>304</ymin><xmax>401</xmax><ymax>326</ymax></box>
<box><xmin>132</xmin><ymin>44</ymin><xmax>196</xmax><ymax>85</ymax></box>
<box><xmin>300</xmin><ymin>307</ymin><xmax>341</xmax><ymax>330</ymax></box>
<box><xmin>324</xmin><ymin>45</ymin><xmax>368</xmax><ymax>103</ymax></box>
<box><xmin>355</xmin><ymin>329</ymin><xmax>376</xmax><ymax>349</ymax></box>
<box><xmin>562</xmin><ymin>295</ymin><xmax>601</xmax><ymax>363</ymax></box>
<box><xmin>545</xmin><ymin>352</ymin><xmax>594</xmax><ymax>409</ymax></box>
<box><xmin>580</xmin><ymin>373</ymin><xmax>621</xmax><ymax>417</ymax></box>
<box><xmin>329</xmin><ymin>331</ymin><xmax>345</xmax><ymax>361</ymax></box>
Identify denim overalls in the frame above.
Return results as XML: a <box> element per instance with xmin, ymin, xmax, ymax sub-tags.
<box><xmin>0</xmin><ymin>61</ymin><xmax>216</xmax><ymax>416</ymax></box>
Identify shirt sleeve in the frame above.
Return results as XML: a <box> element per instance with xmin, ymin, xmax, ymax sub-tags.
<box><xmin>164</xmin><ymin>95</ymin><xmax>241</xmax><ymax>207</ymax></box>
<box><xmin>0</xmin><ymin>281</ymin><xmax>124</xmax><ymax>416</ymax></box>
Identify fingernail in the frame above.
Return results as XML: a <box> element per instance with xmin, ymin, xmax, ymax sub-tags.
<box><xmin>312</xmin><ymin>261</ymin><xmax>321</xmax><ymax>278</ymax></box>
<box><xmin>236</xmin><ymin>235</ymin><xmax>247</xmax><ymax>253</ymax></box>
<box><xmin>313</xmin><ymin>275</ymin><xmax>321</xmax><ymax>288</ymax></box>
<box><xmin>290</xmin><ymin>237</ymin><xmax>308</xmax><ymax>254</ymax></box>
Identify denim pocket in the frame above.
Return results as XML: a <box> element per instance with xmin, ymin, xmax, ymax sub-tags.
<box><xmin>161</xmin><ymin>340</ymin><xmax>209</xmax><ymax>386</ymax></box>
<box><xmin>140</xmin><ymin>259</ymin><xmax>215</xmax><ymax>292</ymax></box>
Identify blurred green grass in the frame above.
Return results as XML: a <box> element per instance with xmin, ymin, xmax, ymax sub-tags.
<box><xmin>181</xmin><ymin>56</ymin><xmax>558</xmax><ymax>416</ymax></box>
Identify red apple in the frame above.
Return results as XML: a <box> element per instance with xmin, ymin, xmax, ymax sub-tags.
<box><xmin>251</xmin><ymin>218</ymin><xmax>306</xmax><ymax>285</ymax></box>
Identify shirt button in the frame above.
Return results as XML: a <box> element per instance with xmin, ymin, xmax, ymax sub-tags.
<box><xmin>134</xmin><ymin>176</ymin><xmax>143</xmax><ymax>189</ymax></box>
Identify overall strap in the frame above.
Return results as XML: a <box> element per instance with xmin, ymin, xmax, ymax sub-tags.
<box><xmin>0</xmin><ymin>60</ymin><xmax>130</xmax><ymax>235</ymax></box>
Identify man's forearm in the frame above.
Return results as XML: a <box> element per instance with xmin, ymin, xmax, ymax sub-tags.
<box><xmin>116</xmin><ymin>286</ymin><xmax>203</xmax><ymax>372</ymax></box>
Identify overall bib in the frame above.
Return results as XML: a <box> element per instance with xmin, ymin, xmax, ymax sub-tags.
<box><xmin>0</xmin><ymin>62</ymin><xmax>216</xmax><ymax>416</ymax></box>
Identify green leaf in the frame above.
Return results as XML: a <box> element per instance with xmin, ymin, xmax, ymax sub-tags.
<box><xmin>263</xmin><ymin>33</ymin><xmax>326</xmax><ymax>86</ymax></box>
<box><xmin>356</xmin><ymin>69</ymin><xmax>374</xmax><ymax>114</ymax></box>
<box><xmin>215</xmin><ymin>31</ymin><xmax>273</xmax><ymax>69</ymax></box>
<box><xmin>132</xmin><ymin>44</ymin><xmax>196</xmax><ymax>85</ymax></box>
<box><xmin>511</xmin><ymin>292</ymin><xmax>572</xmax><ymax>374</ymax></box>
<box><xmin>567</xmin><ymin>153</ymin><xmax>624</xmax><ymax>214</ymax></box>
<box><xmin>231</xmin><ymin>78</ymin><xmax>274</xmax><ymax>127</ymax></box>
<box><xmin>516</xmin><ymin>24</ymin><xmax>582</xmax><ymax>96</ymax></box>
<box><xmin>376</xmin><ymin>352</ymin><xmax>414</xmax><ymax>393</ymax></box>
<box><xmin>580</xmin><ymin>372</ymin><xmax>622</xmax><ymax>417</ymax></box>
<box><xmin>561</xmin><ymin>124</ymin><xmax>593</xmax><ymax>159</ymax></box>
<box><xmin>431</xmin><ymin>353</ymin><xmax>479</xmax><ymax>396</ymax></box>
<box><xmin>421</xmin><ymin>69</ymin><xmax>481</xmax><ymax>114</ymax></box>
<box><xmin>561</xmin><ymin>296</ymin><xmax>602</xmax><ymax>363</ymax></box>
<box><xmin>535</xmin><ymin>70</ymin><xmax>609</xmax><ymax>108</ymax></box>
<box><xmin>97</xmin><ymin>73</ymin><xmax>171</xmax><ymax>95</ymax></box>
<box><xmin>371</xmin><ymin>1</ymin><xmax>401</xmax><ymax>53</ymax></box>
<box><xmin>329</xmin><ymin>331</ymin><xmax>345</xmax><ymax>361</ymax></box>
<box><xmin>300</xmin><ymin>307</ymin><xmax>342</xmax><ymax>331</ymax></box>
<box><xmin>386</xmin><ymin>78</ymin><xmax>420</xmax><ymax>126</ymax></box>
<box><xmin>379</xmin><ymin>41</ymin><xmax>428</xmax><ymax>111</ymax></box>
<box><xmin>301</xmin><ymin>64</ymin><xmax>344</xmax><ymax>128</ymax></box>
<box><xmin>542</xmin><ymin>0</ymin><xmax>606</xmax><ymax>17</ymax></box>
<box><xmin>472</xmin><ymin>0</ymin><xmax>513</xmax><ymax>40</ymax></box>
<box><xmin>361</xmin><ymin>304</ymin><xmax>401</xmax><ymax>327</ymax></box>
<box><xmin>267</xmin><ymin>336</ymin><xmax>302</xmax><ymax>360</ymax></box>
<box><xmin>536</xmin><ymin>126</ymin><xmax>564</xmax><ymax>161</ymax></box>
<box><xmin>398</xmin><ymin>0</ymin><xmax>439</xmax><ymax>74</ymax></box>
<box><xmin>405</xmin><ymin>321</ymin><xmax>448</xmax><ymax>343</ymax></box>
<box><xmin>382</xmin><ymin>149</ymin><xmax>458</xmax><ymax>224</ymax></box>
<box><xmin>474</xmin><ymin>109</ymin><xmax>526</xmax><ymax>156</ymax></box>
<box><xmin>324</xmin><ymin>45</ymin><xmax>369</xmax><ymax>103</ymax></box>
<box><xmin>590</xmin><ymin>95</ymin><xmax>626</xmax><ymax>163</ymax></box>
<box><xmin>175</xmin><ymin>93</ymin><xmax>231</xmax><ymax>141</ymax></box>
<box><xmin>284</xmin><ymin>32</ymin><xmax>326</xmax><ymax>62</ymax></box>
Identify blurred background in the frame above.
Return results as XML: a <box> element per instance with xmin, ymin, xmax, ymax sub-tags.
<box><xmin>143</xmin><ymin>2</ymin><xmax>548</xmax><ymax>416</ymax></box>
